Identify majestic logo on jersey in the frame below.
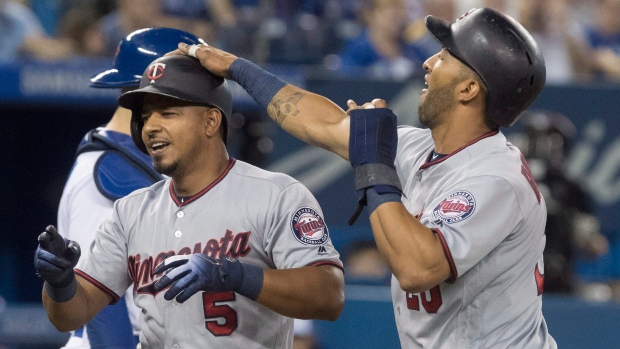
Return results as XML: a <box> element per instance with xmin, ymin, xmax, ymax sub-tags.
<box><xmin>128</xmin><ymin>229</ymin><xmax>252</xmax><ymax>296</ymax></box>
<box><xmin>291</xmin><ymin>207</ymin><xmax>329</xmax><ymax>245</ymax></box>
<box><xmin>432</xmin><ymin>191</ymin><xmax>476</xmax><ymax>224</ymax></box>
<box><xmin>146</xmin><ymin>63</ymin><xmax>166</xmax><ymax>83</ymax></box>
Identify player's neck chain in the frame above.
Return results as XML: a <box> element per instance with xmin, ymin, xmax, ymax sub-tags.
<box><xmin>178</xmin><ymin>196</ymin><xmax>191</xmax><ymax>203</ymax></box>
<box><xmin>429</xmin><ymin>150</ymin><xmax>447</xmax><ymax>162</ymax></box>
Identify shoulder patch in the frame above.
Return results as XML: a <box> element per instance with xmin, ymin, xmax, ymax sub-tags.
<box><xmin>432</xmin><ymin>191</ymin><xmax>476</xmax><ymax>224</ymax></box>
<box><xmin>290</xmin><ymin>207</ymin><xmax>329</xmax><ymax>245</ymax></box>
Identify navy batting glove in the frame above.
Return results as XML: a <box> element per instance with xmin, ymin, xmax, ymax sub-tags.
<box><xmin>153</xmin><ymin>254</ymin><xmax>264</xmax><ymax>303</ymax></box>
<box><xmin>34</xmin><ymin>225</ymin><xmax>81</xmax><ymax>302</ymax></box>
<box><xmin>348</xmin><ymin>108</ymin><xmax>402</xmax><ymax>225</ymax></box>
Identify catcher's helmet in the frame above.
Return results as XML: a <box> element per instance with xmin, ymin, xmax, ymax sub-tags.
<box><xmin>90</xmin><ymin>27</ymin><xmax>202</xmax><ymax>88</ymax></box>
<box><xmin>426</xmin><ymin>7</ymin><xmax>546</xmax><ymax>127</ymax></box>
<box><xmin>118</xmin><ymin>55</ymin><xmax>232</xmax><ymax>153</ymax></box>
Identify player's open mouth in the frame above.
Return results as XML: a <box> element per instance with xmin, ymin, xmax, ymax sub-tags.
<box><xmin>150</xmin><ymin>142</ymin><xmax>170</xmax><ymax>154</ymax></box>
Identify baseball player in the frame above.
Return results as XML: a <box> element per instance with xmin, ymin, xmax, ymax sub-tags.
<box><xmin>56</xmin><ymin>28</ymin><xmax>203</xmax><ymax>348</ymax></box>
<box><xmin>173</xmin><ymin>7</ymin><xmax>558</xmax><ymax>348</ymax></box>
<box><xmin>35</xmin><ymin>55</ymin><xmax>344</xmax><ymax>349</ymax></box>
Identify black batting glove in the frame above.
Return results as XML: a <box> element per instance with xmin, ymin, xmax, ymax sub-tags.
<box><xmin>34</xmin><ymin>225</ymin><xmax>81</xmax><ymax>292</ymax></box>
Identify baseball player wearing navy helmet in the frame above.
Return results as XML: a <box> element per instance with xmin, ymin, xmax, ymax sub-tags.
<box><xmin>89</xmin><ymin>27</ymin><xmax>204</xmax><ymax>88</ymax></box>
<box><xmin>50</xmin><ymin>27</ymin><xmax>201</xmax><ymax>349</ymax></box>
<box><xmin>170</xmin><ymin>6</ymin><xmax>557</xmax><ymax>348</ymax></box>
<box><xmin>35</xmin><ymin>54</ymin><xmax>345</xmax><ymax>348</ymax></box>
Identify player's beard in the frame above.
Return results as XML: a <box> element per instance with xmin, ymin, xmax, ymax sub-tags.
<box><xmin>418</xmin><ymin>79</ymin><xmax>458</xmax><ymax>129</ymax></box>
<box><xmin>153</xmin><ymin>158</ymin><xmax>178</xmax><ymax>176</ymax></box>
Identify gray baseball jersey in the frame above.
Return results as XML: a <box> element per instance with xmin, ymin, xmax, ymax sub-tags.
<box><xmin>75</xmin><ymin>158</ymin><xmax>342</xmax><ymax>349</ymax></box>
<box><xmin>391</xmin><ymin>126</ymin><xmax>557</xmax><ymax>349</ymax></box>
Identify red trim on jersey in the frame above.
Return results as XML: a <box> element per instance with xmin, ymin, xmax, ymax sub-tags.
<box><xmin>170</xmin><ymin>158</ymin><xmax>236</xmax><ymax>207</ymax></box>
<box><xmin>75</xmin><ymin>269</ymin><xmax>121</xmax><ymax>304</ymax></box>
<box><xmin>431</xmin><ymin>228</ymin><xmax>458</xmax><ymax>283</ymax></box>
<box><xmin>420</xmin><ymin>128</ymin><xmax>499</xmax><ymax>169</ymax></box>
<box><xmin>307</xmin><ymin>260</ymin><xmax>344</xmax><ymax>272</ymax></box>
<box><xmin>535</xmin><ymin>263</ymin><xmax>545</xmax><ymax>295</ymax></box>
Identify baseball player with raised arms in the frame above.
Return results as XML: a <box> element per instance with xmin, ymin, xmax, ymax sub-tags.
<box><xmin>57</xmin><ymin>27</ymin><xmax>202</xmax><ymax>348</ymax></box>
<box><xmin>172</xmin><ymin>7</ymin><xmax>557</xmax><ymax>348</ymax></box>
<box><xmin>35</xmin><ymin>54</ymin><xmax>344</xmax><ymax>349</ymax></box>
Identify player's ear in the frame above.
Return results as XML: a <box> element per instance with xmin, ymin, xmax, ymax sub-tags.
<box><xmin>203</xmin><ymin>107</ymin><xmax>222</xmax><ymax>139</ymax></box>
<box><xmin>457</xmin><ymin>78</ymin><xmax>482</xmax><ymax>103</ymax></box>
<box><xmin>457</xmin><ymin>64</ymin><xmax>485</xmax><ymax>104</ymax></box>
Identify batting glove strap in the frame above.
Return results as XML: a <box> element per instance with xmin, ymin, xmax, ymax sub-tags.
<box><xmin>215</xmin><ymin>258</ymin><xmax>264</xmax><ymax>301</ymax></box>
<box><xmin>348</xmin><ymin>164</ymin><xmax>402</xmax><ymax>225</ymax></box>
<box><xmin>235</xmin><ymin>262</ymin><xmax>264</xmax><ymax>301</ymax></box>
<box><xmin>44</xmin><ymin>277</ymin><xmax>77</xmax><ymax>303</ymax></box>
<box><xmin>354</xmin><ymin>163</ymin><xmax>402</xmax><ymax>192</ymax></box>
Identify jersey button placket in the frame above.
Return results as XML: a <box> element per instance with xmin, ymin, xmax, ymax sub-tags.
<box><xmin>173</xmin><ymin>210</ymin><xmax>184</xmax><ymax>239</ymax></box>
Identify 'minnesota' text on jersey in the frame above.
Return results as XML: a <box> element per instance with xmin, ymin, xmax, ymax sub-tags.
<box><xmin>76</xmin><ymin>159</ymin><xmax>342</xmax><ymax>349</ymax></box>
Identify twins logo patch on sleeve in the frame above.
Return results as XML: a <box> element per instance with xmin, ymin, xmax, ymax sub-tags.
<box><xmin>432</xmin><ymin>191</ymin><xmax>476</xmax><ymax>224</ymax></box>
<box><xmin>291</xmin><ymin>207</ymin><xmax>329</xmax><ymax>245</ymax></box>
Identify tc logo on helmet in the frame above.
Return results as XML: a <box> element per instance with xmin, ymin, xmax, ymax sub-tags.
<box><xmin>147</xmin><ymin>63</ymin><xmax>166</xmax><ymax>83</ymax></box>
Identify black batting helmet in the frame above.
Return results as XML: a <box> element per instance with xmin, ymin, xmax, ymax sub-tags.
<box><xmin>118</xmin><ymin>55</ymin><xmax>232</xmax><ymax>153</ymax></box>
<box><xmin>426</xmin><ymin>7</ymin><xmax>546</xmax><ymax>127</ymax></box>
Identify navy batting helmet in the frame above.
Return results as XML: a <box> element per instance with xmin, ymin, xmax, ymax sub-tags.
<box><xmin>90</xmin><ymin>27</ymin><xmax>202</xmax><ymax>88</ymax></box>
<box><xmin>117</xmin><ymin>55</ymin><xmax>232</xmax><ymax>153</ymax></box>
<box><xmin>426</xmin><ymin>7</ymin><xmax>546</xmax><ymax>127</ymax></box>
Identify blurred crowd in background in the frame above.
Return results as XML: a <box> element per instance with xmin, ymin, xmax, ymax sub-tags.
<box><xmin>2</xmin><ymin>0</ymin><xmax>620</xmax><ymax>83</ymax></box>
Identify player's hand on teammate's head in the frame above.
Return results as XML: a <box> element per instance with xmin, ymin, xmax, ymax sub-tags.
<box><xmin>346</xmin><ymin>99</ymin><xmax>388</xmax><ymax>115</ymax></box>
<box><xmin>34</xmin><ymin>225</ymin><xmax>81</xmax><ymax>288</ymax></box>
<box><xmin>165</xmin><ymin>42</ymin><xmax>238</xmax><ymax>80</ymax></box>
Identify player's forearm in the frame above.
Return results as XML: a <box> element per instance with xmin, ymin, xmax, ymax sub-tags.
<box><xmin>228</xmin><ymin>58</ymin><xmax>350</xmax><ymax>159</ymax></box>
<box><xmin>257</xmin><ymin>265</ymin><xmax>344</xmax><ymax>321</ymax></box>
<box><xmin>266</xmin><ymin>85</ymin><xmax>351</xmax><ymax>159</ymax></box>
<box><xmin>42</xmin><ymin>276</ymin><xmax>110</xmax><ymax>332</ymax></box>
<box><xmin>370</xmin><ymin>203</ymin><xmax>451</xmax><ymax>293</ymax></box>
<box><xmin>42</xmin><ymin>280</ymin><xmax>92</xmax><ymax>331</ymax></box>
